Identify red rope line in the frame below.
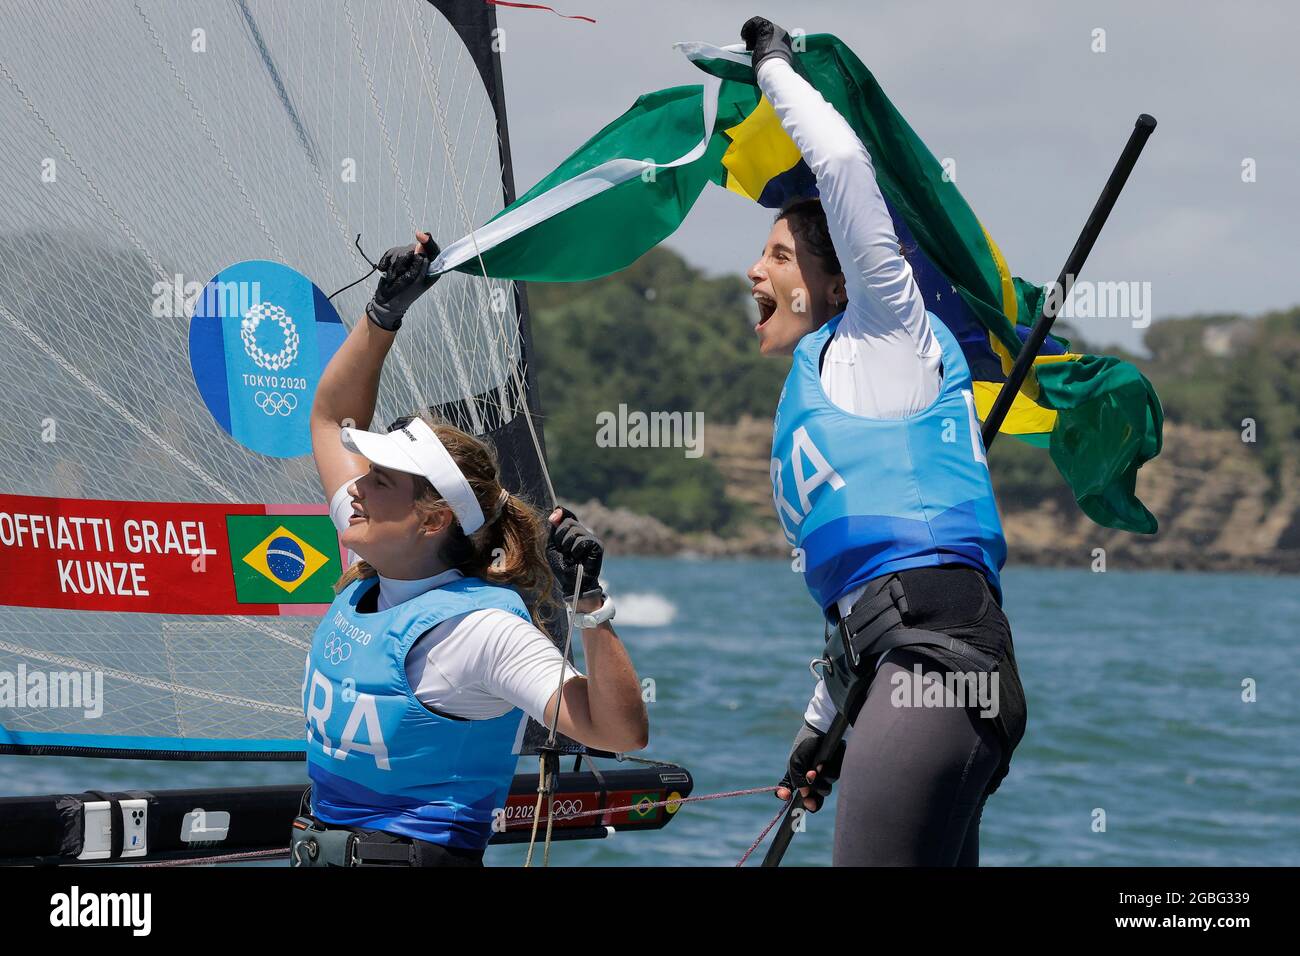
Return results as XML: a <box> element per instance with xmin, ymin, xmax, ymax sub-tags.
<box><xmin>484</xmin><ymin>1</ymin><xmax>596</xmax><ymax>23</ymax></box>
<box><xmin>735</xmin><ymin>795</ymin><xmax>795</xmax><ymax>866</ymax></box>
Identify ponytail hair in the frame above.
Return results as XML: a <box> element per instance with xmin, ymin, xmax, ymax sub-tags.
<box><xmin>334</xmin><ymin>411</ymin><xmax>560</xmax><ymax>621</ymax></box>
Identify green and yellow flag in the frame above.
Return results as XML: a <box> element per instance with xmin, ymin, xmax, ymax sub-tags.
<box><xmin>432</xmin><ymin>34</ymin><xmax>1162</xmax><ymax>533</ymax></box>
<box><xmin>227</xmin><ymin>514</ymin><xmax>341</xmax><ymax>605</ymax></box>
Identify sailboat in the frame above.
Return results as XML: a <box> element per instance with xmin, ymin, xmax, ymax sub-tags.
<box><xmin>0</xmin><ymin>0</ymin><xmax>690</xmax><ymax>865</ymax></box>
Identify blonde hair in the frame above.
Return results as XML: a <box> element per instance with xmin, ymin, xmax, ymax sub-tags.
<box><xmin>335</xmin><ymin>411</ymin><xmax>559</xmax><ymax>621</ymax></box>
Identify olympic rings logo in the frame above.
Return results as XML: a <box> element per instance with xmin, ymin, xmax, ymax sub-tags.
<box><xmin>550</xmin><ymin>799</ymin><xmax>584</xmax><ymax>818</ymax></box>
<box><xmin>241</xmin><ymin>301</ymin><xmax>300</xmax><ymax>371</ymax></box>
<box><xmin>254</xmin><ymin>390</ymin><xmax>299</xmax><ymax>416</ymax></box>
<box><xmin>323</xmin><ymin>632</ymin><xmax>352</xmax><ymax>666</ymax></box>
<box><xmin>505</xmin><ymin>799</ymin><xmax>585</xmax><ymax>820</ymax></box>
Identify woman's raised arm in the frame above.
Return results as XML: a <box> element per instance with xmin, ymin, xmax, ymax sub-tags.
<box><xmin>310</xmin><ymin>232</ymin><xmax>439</xmax><ymax>502</ymax></box>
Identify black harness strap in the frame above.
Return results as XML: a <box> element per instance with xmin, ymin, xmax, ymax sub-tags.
<box><xmin>854</xmin><ymin>625</ymin><xmax>998</xmax><ymax>674</ymax></box>
<box><xmin>352</xmin><ymin>838</ymin><xmax>416</xmax><ymax>866</ymax></box>
<box><xmin>290</xmin><ymin>813</ymin><xmax>487</xmax><ymax>867</ymax></box>
<box><xmin>820</xmin><ymin>573</ymin><xmax>1000</xmax><ymax>720</ymax></box>
<box><xmin>833</xmin><ymin>578</ymin><xmax>908</xmax><ymax>668</ymax></box>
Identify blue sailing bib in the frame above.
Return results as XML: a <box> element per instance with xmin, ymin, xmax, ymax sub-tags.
<box><xmin>770</xmin><ymin>313</ymin><xmax>1006</xmax><ymax>610</ymax></box>
<box><xmin>303</xmin><ymin>576</ymin><xmax>528</xmax><ymax>850</ymax></box>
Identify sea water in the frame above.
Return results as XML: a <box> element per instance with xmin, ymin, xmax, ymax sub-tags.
<box><xmin>3</xmin><ymin>559</ymin><xmax>1297</xmax><ymax>867</ymax></box>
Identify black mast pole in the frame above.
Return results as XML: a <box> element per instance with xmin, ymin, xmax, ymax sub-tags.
<box><xmin>761</xmin><ymin>113</ymin><xmax>1157</xmax><ymax>868</ymax></box>
<box><xmin>981</xmin><ymin>114</ymin><xmax>1157</xmax><ymax>448</ymax></box>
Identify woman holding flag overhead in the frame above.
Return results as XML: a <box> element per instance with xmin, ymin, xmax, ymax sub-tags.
<box><xmin>298</xmin><ymin>233</ymin><xmax>648</xmax><ymax>867</ymax></box>
<box><xmin>741</xmin><ymin>17</ymin><xmax>1027</xmax><ymax>866</ymax></box>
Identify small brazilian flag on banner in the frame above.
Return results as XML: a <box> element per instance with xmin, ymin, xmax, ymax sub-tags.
<box><xmin>628</xmin><ymin>792</ymin><xmax>659</xmax><ymax>821</ymax></box>
<box><xmin>227</xmin><ymin>514</ymin><xmax>340</xmax><ymax>605</ymax></box>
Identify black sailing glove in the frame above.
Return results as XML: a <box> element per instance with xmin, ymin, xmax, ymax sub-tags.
<box><xmin>547</xmin><ymin>507</ymin><xmax>605</xmax><ymax>603</ymax></box>
<box><xmin>365</xmin><ymin>234</ymin><xmax>441</xmax><ymax>332</ymax></box>
<box><xmin>741</xmin><ymin>16</ymin><xmax>796</xmax><ymax>79</ymax></box>
<box><xmin>778</xmin><ymin>720</ymin><xmax>845</xmax><ymax>812</ymax></box>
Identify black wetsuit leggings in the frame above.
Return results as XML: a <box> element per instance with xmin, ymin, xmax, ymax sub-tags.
<box><xmin>832</xmin><ymin>649</ymin><xmax>1002</xmax><ymax>866</ymax></box>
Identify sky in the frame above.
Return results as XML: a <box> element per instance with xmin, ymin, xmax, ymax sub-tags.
<box><xmin>489</xmin><ymin>0</ymin><xmax>1297</xmax><ymax>353</ymax></box>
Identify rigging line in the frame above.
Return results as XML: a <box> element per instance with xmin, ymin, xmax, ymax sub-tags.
<box><xmin>413</xmin><ymin>12</ymin><xmax>557</xmax><ymax>506</ymax></box>
<box><xmin>333</xmin><ymin>0</ymin><xmax>426</xmax><ymax>406</ymax></box>
<box><xmin>343</xmin><ymin>4</ymin><xmax>468</xmax><ymax>420</ymax></box>
<box><xmin>402</xmin><ymin>12</ymin><xmax>488</xmax><ymax>437</ymax></box>
<box><xmin>0</xmin><ymin>639</ymin><xmax>303</xmax><ymax>716</ymax></box>
<box><xmin>228</xmin><ymin>0</ymin><xmax>367</xmax><ymax>308</ymax></box>
<box><xmin>499</xmin><ymin>348</ymin><xmax>556</xmax><ymax>506</ymax></box>
<box><xmin>524</xmin><ymin>563</ymin><xmax>584</xmax><ymax>866</ymax></box>
<box><xmin>0</xmin><ymin>304</ymin><xmax>238</xmax><ymax>503</ymax></box>
<box><xmin>545</xmin><ymin>565</ymin><xmax>584</xmax><ymax>865</ymax></box>
<box><xmin>736</xmin><ymin>795</ymin><xmax>796</xmax><ymax>867</ymax></box>
<box><xmin>545</xmin><ymin>564</ymin><xmax>583</xmax><ymax>752</ymax></box>
<box><xmin>266</xmin><ymin>0</ymin><xmax>319</xmax><ymax>275</ymax></box>
<box><xmin>433</xmin><ymin>129</ymin><xmax>528</xmax><ymax>445</ymax></box>
<box><xmin>130</xmin><ymin>0</ymin><xmax>280</xmax><ymax>259</ymax></box>
<box><xmin>138</xmin><ymin>847</ymin><xmax>288</xmax><ymax>867</ymax></box>
<box><xmin>543</xmin><ymin>765</ymin><xmax>557</xmax><ymax>867</ymax></box>
<box><xmin>522</xmin><ymin>756</ymin><xmax>548</xmax><ymax>867</ymax></box>
<box><xmin>327</xmin><ymin>235</ymin><xmax>380</xmax><ymax>301</ymax></box>
<box><xmin>343</xmin><ymin>0</ymin><xmax>417</xmax><ymax>231</ymax></box>
<box><xmin>234</xmin><ymin>0</ymin><xmax>319</xmax><ymax>165</ymax></box>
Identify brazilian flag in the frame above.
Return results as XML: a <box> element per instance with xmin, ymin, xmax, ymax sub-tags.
<box><xmin>227</xmin><ymin>514</ymin><xmax>341</xmax><ymax>605</ymax></box>
<box><xmin>430</xmin><ymin>33</ymin><xmax>1162</xmax><ymax>533</ymax></box>
<box><xmin>627</xmin><ymin>792</ymin><xmax>660</xmax><ymax>821</ymax></box>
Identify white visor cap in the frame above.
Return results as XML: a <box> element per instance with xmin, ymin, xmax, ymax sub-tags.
<box><xmin>340</xmin><ymin>417</ymin><xmax>486</xmax><ymax>534</ymax></box>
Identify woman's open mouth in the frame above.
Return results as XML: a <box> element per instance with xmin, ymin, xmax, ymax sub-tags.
<box><xmin>752</xmin><ymin>291</ymin><xmax>777</xmax><ymax>330</ymax></box>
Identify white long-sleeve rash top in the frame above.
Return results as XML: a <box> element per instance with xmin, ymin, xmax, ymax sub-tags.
<box><xmin>756</xmin><ymin>58</ymin><xmax>943</xmax><ymax>732</ymax></box>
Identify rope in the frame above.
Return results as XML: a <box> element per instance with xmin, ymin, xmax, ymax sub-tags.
<box><xmin>524</xmin><ymin>565</ymin><xmax>585</xmax><ymax>867</ymax></box>
<box><xmin>138</xmin><ymin>848</ymin><xmax>288</xmax><ymax>867</ymax></box>
<box><xmin>326</xmin><ymin>234</ymin><xmax>380</xmax><ymax>301</ymax></box>
<box><xmin>736</xmin><ymin>795</ymin><xmax>796</xmax><ymax>867</ymax></box>
<box><xmin>520</xmin><ymin>777</ymin><xmax>781</xmax><ymax>867</ymax></box>
<box><xmin>419</xmin><ymin>9</ymin><xmax>557</xmax><ymax>505</ymax></box>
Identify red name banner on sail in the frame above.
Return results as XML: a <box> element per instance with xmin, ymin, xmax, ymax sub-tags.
<box><xmin>0</xmin><ymin>493</ymin><xmax>344</xmax><ymax>616</ymax></box>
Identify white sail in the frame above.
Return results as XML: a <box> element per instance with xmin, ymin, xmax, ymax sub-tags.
<box><xmin>0</xmin><ymin>0</ymin><xmax>547</xmax><ymax>756</ymax></box>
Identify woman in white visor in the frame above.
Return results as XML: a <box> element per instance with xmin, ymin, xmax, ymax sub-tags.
<box><xmin>300</xmin><ymin>233</ymin><xmax>647</xmax><ymax>866</ymax></box>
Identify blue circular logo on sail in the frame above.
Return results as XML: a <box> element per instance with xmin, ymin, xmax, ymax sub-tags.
<box><xmin>265</xmin><ymin>535</ymin><xmax>307</xmax><ymax>583</ymax></box>
<box><xmin>188</xmin><ymin>260</ymin><xmax>345</xmax><ymax>458</ymax></box>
